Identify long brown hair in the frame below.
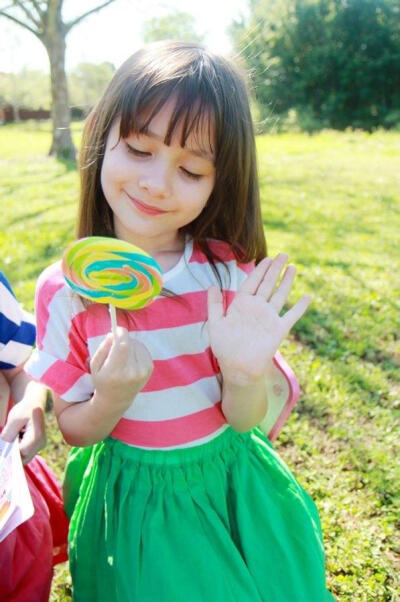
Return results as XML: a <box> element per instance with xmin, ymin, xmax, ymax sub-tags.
<box><xmin>77</xmin><ymin>40</ymin><xmax>267</xmax><ymax>265</ymax></box>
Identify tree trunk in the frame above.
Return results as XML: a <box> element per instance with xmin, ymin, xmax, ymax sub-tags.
<box><xmin>45</xmin><ymin>33</ymin><xmax>76</xmax><ymax>160</ymax></box>
<box><xmin>0</xmin><ymin>0</ymin><xmax>118</xmax><ymax>159</ymax></box>
<box><xmin>13</xmin><ymin>104</ymin><xmax>20</xmax><ymax>122</ymax></box>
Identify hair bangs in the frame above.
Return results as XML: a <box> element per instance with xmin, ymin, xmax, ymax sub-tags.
<box><xmin>118</xmin><ymin>68</ymin><xmax>217</xmax><ymax>158</ymax></box>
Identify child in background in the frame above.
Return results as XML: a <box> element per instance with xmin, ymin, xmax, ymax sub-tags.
<box><xmin>0</xmin><ymin>271</ymin><xmax>68</xmax><ymax>602</ymax></box>
<box><xmin>27</xmin><ymin>41</ymin><xmax>334</xmax><ymax>601</ymax></box>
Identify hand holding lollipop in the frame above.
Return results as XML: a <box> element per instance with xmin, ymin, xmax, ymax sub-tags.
<box><xmin>62</xmin><ymin>237</ymin><xmax>163</xmax><ymax>334</ymax></box>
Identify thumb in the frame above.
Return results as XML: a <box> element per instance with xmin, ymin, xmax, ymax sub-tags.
<box><xmin>207</xmin><ymin>286</ymin><xmax>224</xmax><ymax>324</ymax></box>
<box><xmin>19</xmin><ymin>407</ymin><xmax>46</xmax><ymax>464</ymax></box>
<box><xmin>1</xmin><ymin>414</ymin><xmax>26</xmax><ymax>442</ymax></box>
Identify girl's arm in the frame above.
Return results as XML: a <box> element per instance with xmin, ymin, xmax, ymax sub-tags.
<box><xmin>1</xmin><ymin>365</ymin><xmax>47</xmax><ymax>464</ymax></box>
<box><xmin>208</xmin><ymin>254</ymin><xmax>311</xmax><ymax>432</ymax></box>
<box><xmin>220</xmin><ymin>362</ymin><xmax>276</xmax><ymax>432</ymax></box>
<box><xmin>53</xmin><ymin>327</ymin><xmax>153</xmax><ymax>447</ymax></box>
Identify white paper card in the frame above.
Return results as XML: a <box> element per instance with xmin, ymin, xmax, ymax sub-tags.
<box><xmin>0</xmin><ymin>437</ymin><xmax>33</xmax><ymax>542</ymax></box>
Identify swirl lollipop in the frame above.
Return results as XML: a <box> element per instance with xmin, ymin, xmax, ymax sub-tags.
<box><xmin>62</xmin><ymin>237</ymin><xmax>163</xmax><ymax>333</ymax></box>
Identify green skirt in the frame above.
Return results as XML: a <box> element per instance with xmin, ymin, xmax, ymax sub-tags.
<box><xmin>67</xmin><ymin>428</ymin><xmax>334</xmax><ymax>602</ymax></box>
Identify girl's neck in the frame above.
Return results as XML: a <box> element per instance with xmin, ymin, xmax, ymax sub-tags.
<box><xmin>115</xmin><ymin>229</ymin><xmax>186</xmax><ymax>272</ymax></box>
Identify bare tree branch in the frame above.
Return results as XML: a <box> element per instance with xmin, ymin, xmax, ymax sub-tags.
<box><xmin>0</xmin><ymin>2</ymin><xmax>14</xmax><ymax>10</ymax></box>
<box><xmin>9</xmin><ymin>0</ymin><xmax>42</xmax><ymax>29</ymax></box>
<box><xmin>29</xmin><ymin>0</ymin><xmax>46</xmax><ymax>26</ymax></box>
<box><xmin>65</xmin><ymin>0</ymin><xmax>117</xmax><ymax>32</ymax></box>
<box><xmin>0</xmin><ymin>9</ymin><xmax>39</xmax><ymax>36</ymax></box>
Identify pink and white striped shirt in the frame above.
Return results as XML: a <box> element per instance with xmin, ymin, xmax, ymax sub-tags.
<box><xmin>27</xmin><ymin>239</ymin><xmax>299</xmax><ymax>449</ymax></box>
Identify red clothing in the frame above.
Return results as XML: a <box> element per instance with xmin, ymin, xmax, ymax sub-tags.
<box><xmin>0</xmin><ymin>460</ymin><xmax>53</xmax><ymax>602</ymax></box>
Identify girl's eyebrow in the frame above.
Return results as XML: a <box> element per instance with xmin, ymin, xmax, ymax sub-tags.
<box><xmin>142</xmin><ymin>128</ymin><xmax>215</xmax><ymax>163</ymax></box>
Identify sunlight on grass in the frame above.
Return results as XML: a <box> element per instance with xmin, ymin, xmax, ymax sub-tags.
<box><xmin>0</xmin><ymin>123</ymin><xmax>399</xmax><ymax>601</ymax></box>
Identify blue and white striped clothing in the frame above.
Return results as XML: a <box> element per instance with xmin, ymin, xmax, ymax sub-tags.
<box><xmin>0</xmin><ymin>272</ymin><xmax>35</xmax><ymax>370</ymax></box>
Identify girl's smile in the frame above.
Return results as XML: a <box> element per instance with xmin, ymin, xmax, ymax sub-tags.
<box><xmin>123</xmin><ymin>191</ymin><xmax>169</xmax><ymax>216</ymax></box>
<box><xmin>100</xmin><ymin>99</ymin><xmax>216</xmax><ymax>255</ymax></box>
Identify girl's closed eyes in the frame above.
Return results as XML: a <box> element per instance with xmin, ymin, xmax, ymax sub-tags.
<box><xmin>124</xmin><ymin>139</ymin><xmax>210</xmax><ymax>180</ymax></box>
<box><xmin>124</xmin><ymin>143</ymin><xmax>151</xmax><ymax>158</ymax></box>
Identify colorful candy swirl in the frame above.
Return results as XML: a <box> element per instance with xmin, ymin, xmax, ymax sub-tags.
<box><xmin>62</xmin><ymin>237</ymin><xmax>163</xmax><ymax>310</ymax></box>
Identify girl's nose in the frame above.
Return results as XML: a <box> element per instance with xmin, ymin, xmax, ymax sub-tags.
<box><xmin>138</xmin><ymin>163</ymin><xmax>171</xmax><ymax>199</ymax></box>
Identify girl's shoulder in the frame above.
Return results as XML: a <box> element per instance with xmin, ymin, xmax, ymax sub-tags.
<box><xmin>0</xmin><ymin>271</ymin><xmax>17</xmax><ymax>315</ymax></box>
<box><xmin>36</xmin><ymin>260</ymin><xmax>66</xmax><ymax>290</ymax></box>
<box><xmin>0</xmin><ymin>271</ymin><xmax>34</xmax><ymax>331</ymax></box>
<box><xmin>35</xmin><ymin>261</ymin><xmax>85</xmax><ymax>322</ymax></box>
<box><xmin>35</xmin><ymin>261</ymin><xmax>69</xmax><ymax>304</ymax></box>
<box><xmin>0</xmin><ymin>272</ymin><xmax>35</xmax><ymax>367</ymax></box>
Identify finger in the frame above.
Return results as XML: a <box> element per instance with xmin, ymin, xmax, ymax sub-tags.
<box><xmin>282</xmin><ymin>294</ymin><xmax>312</xmax><ymax>332</ymax></box>
<box><xmin>104</xmin><ymin>327</ymin><xmax>133</xmax><ymax>370</ymax></box>
<box><xmin>90</xmin><ymin>333</ymin><xmax>113</xmax><ymax>374</ymax></box>
<box><xmin>20</xmin><ymin>407</ymin><xmax>46</xmax><ymax>464</ymax></box>
<box><xmin>132</xmin><ymin>341</ymin><xmax>153</xmax><ymax>378</ymax></box>
<box><xmin>0</xmin><ymin>414</ymin><xmax>27</xmax><ymax>442</ymax></box>
<box><xmin>114</xmin><ymin>326</ymin><xmax>129</xmax><ymax>342</ymax></box>
<box><xmin>256</xmin><ymin>253</ymin><xmax>289</xmax><ymax>299</ymax></box>
<box><xmin>238</xmin><ymin>257</ymin><xmax>272</xmax><ymax>295</ymax></box>
<box><xmin>207</xmin><ymin>286</ymin><xmax>224</xmax><ymax>324</ymax></box>
<box><xmin>269</xmin><ymin>264</ymin><xmax>296</xmax><ymax>312</ymax></box>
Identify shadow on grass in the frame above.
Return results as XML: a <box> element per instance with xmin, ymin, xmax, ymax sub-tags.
<box><xmin>6</xmin><ymin>200</ymin><xmax>77</xmax><ymax>226</ymax></box>
<box><xmin>286</xmin><ymin>354</ymin><xmax>400</xmax><ymax>508</ymax></box>
<box><xmin>262</xmin><ymin>217</ymin><xmax>291</xmax><ymax>231</ymax></box>
<box><xmin>293</xmin><ymin>307</ymin><xmax>399</xmax><ymax>381</ymax></box>
<box><xmin>381</xmin><ymin>194</ymin><xmax>400</xmax><ymax>215</ymax></box>
<box><xmin>4</xmin><ymin>229</ymin><xmax>75</xmax><ymax>285</ymax></box>
<box><xmin>56</xmin><ymin>156</ymin><xmax>78</xmax><ymax>172</ymax></box>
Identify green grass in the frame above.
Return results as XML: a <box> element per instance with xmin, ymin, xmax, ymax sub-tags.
<box><xmin>0</xmin><ymin>122</ymin><xmax>399</xmax><ymax>601</ymax></box>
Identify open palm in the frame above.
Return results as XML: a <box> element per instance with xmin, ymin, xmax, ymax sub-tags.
<box><xmin>207</xmin><ymin>254</ymin><xmax>311</xmax><ymax>384</ymax></box>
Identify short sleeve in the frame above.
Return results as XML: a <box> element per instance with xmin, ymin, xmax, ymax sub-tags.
<box><xmin>0</xmin><ymin>272</ymin><xmax>35</xmax><ymax>369</ymax></box>
<box><xmin>25</xmin><ymin>263</ymin><xmax>94</xmax><ymax>402</ymax></box>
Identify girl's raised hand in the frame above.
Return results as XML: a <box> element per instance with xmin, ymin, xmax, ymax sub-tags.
<box><xmin>90</xmin><ymin>327</ymin><xmax>153</xmax><ymax>408</ymax></box>
<box><xmin>207</xmin><ymin>254</ymin><xmax>311</xmax><ymax>385</ymax></box>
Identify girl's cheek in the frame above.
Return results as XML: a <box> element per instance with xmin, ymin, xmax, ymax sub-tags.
<box><xmin>104</xmin><ymin>152</ymin><xmax>130</xmax><ymax>179</ymax></box>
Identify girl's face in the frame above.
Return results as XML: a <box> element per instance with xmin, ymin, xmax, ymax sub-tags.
<box><xmin>100</xmin><ymin>99</ymin><xmax>216</xmax><ymax>253</ymax></box>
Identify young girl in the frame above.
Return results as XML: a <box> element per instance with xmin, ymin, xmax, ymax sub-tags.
<box><xmin>27</xmin><ymin>41</ymin><xmax>334</xmax><ymax>601</ymax></box>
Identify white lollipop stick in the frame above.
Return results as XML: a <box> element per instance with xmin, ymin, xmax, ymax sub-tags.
<box><xmin>109</xmin><ymin>304</ymin><xmax>117</xmax><ymax>337</ymax></box>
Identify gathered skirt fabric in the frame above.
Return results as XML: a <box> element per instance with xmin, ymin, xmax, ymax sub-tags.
<box><xmin>68</xmin><ymin>428</ymin><xmax>334</xmax><ymax>602</ymax></box>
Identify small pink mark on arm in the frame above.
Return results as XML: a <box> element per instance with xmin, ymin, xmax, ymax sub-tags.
<box><xmin>273</xmin><ymin>383</ymin><xmax>284</xmax><ymax>397</ymax></box>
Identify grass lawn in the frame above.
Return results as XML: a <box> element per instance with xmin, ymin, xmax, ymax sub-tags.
<box><xmin>0</xmin><ymin>122</ymin><xmax>399</xmax><ymax>601</ymax></box>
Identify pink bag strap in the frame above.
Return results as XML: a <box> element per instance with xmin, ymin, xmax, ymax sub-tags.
<box><xmin>259</xmin><ymin>351</ymin><xmax>300</xmax><ymax>441</ymax></box>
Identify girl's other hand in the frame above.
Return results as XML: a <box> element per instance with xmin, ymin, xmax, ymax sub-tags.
<box><xmin>1</xmin><ymin>368</ymin><xmax>47</xmax><ymax>464</ymax></box>
<box><xmin>90</xmin><ymin>327</ymin><xmax>153</xmax><ymax>409</ymax></box>
<box><xmin>1</xmin><ymin>399</ymin><xmax>46</xmax><ymax>464</ymax></box>
<box><xmin>207</xmin><ymin>253</ymin><xmax>311</xmax><ymax>386</ymax></box>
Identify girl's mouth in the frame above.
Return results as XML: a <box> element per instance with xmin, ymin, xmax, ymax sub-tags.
<box><xmin>125</xmin><ymin>192</ymin><xmax>168</xmax><ymax>215</ymax></box>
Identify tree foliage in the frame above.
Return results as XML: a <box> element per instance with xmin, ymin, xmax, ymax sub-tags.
<box><xmin>142</xmin><ymin>11</ymin><xmax>203</xmax><ymax>44</ymax></box>
<box><xmin>231</xmin><ymin>0</ymin><xmax>400</xmax><ymax>131</ymax></box>
<box><xmin>68</xmin><ymin>61</ymin><xmax>115</xmax><ymax>114</ymax></box>
<box><xmin>0</xmin><ymin>62</ymin><xmax>115</xmax><ymax>117</ymax></box>
<box><xmin>0</xmin><ymin>69</ymin><xmax>51</xmax><ymax>114</ymax></box>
